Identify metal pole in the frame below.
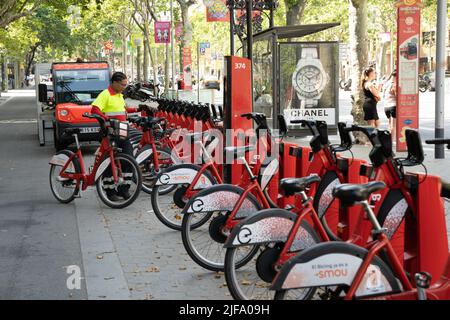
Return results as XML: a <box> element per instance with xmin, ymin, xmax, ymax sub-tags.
<box><xmin>170</xmin><ymin>0</ymin><xmax>176</xmax><ymax>95</ymax></box>
<box><xmin>246</xmin><ymin>0</ymin><xmax>253</xmax><ymax>61</ymax></box>
<box><xmin>269</xmin><ymin>6</ymin><xmax>274</xmax><ymax>28</ymax></box>
<box><xmin>246</xmin><ymin>0</ymin><xmax>253</xmax><ymax>107</ymax></box>
<box><xmin>197</xmin><ymin>42</ymin><xmax>200</xmax><ymax>103</ymax></box>
<box><xmin>390</xmin><ymin>31</ymin><xmax>394</xmax><ymax>74</ymax></box>
<box><xmin>435</xmin><ymin>0</ymin><xmax>447</xmax><ymax>159</ymax></box>
<box><xmin>230</xmin><ymin>7</ymin><xmax>235</xmax><ymax>56</ymax></box>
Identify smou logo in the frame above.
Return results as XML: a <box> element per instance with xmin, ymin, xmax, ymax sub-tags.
<box><xmin>315</xmin><ymin>268</ymin><xmax>349</xmax><ymax>279</ymax></box>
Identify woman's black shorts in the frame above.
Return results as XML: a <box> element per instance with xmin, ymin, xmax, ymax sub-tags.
<box><xmin>363</xmin><ymin>100</ymin><xmax>379</xmax><ymax>121</ymax></box>
<box><xmin>384</xmin><ymin>106</ymin><xmax>396</xmax><ymax>119</ymax></box>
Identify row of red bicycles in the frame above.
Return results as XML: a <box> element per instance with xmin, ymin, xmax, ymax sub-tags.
<box><xmin>48</xmin><ymin>97</ymin><xmax>450</xmax><ymax>300</ymax></box>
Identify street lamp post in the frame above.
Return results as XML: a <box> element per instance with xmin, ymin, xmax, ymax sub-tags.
<box><xmin>435</xmin><ymin>0</ymin><xmax>447</xmax><ymax>159</ymax></box>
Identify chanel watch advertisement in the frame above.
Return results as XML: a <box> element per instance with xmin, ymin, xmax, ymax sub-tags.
<box><xmin>280</xmin><ymin>42</ymin><xmax>338</xmax><ymax>127</ymax></box>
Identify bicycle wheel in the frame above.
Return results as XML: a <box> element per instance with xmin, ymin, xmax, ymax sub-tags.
<box><xmin>273</xmin><ymin>242</ymin><xmax>401</xmax><ymax>300</ymax></box>
<box><xmin>96</xmin><ymin>153</ymin><xmax>142</xmax><ymax>209</ymax></box>
<box><xmin>181</xmin><ymin>185</ymin><xmax>262</xmax><ymax>272</ymax></box>
<box><xmin>224</xmin><ymin>221</ymin><xmax>320</xmax><ymax>300</ymax></box>
<box><xmin>49</xmin><ymin>150</ymin><xmax>81</xmax><ymax>204</ymax></box>
<box><xmin>151</xmin><ymin>164</ymin><xmax>217</xmax><ymax>231</ymax></box>
<box><xmin>138</xmin><ymin>146</ymin><xmax>176</xmax><ymax>195</ymax></box>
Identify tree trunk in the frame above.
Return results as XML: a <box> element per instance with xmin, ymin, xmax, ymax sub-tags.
<box><xmin>0</xmin><ymin>54</ymin><xmax>6</xmax><ymax>93</ymax></box>
<box><xmin>179</xmin><ymin>3</ymin><xmax>193</xmax><ymax>48</ymax></box>
<box><xmin>143</xmin><ymin>38</ymin><xmax>148</xmax><ymax>82</ymax></box>
<box><xmin>143</xmin><ymin>25</ymin><xmax>158</xmax><ymax>96</ymax></box>
<box><xmin>165</xmin><ymin>43</ymin><xmax>170</xmax><ymax>92</ymax></box>
<box><xmin>136</xmin><ymin>45</ymin><xmax>141</xmax><ymax>81</ymax></box>
<box><xmin>349</xmin><ymin>0</ymin><xmax>369</xmax><ymax>142</ymax></box>
<box><xmin>24</xmin><ymin>45</ymin><xmax>38</xmax><ymax>87</ymax></box>
<box><xmin>285</xmin><ymin>0</ymin><xmax>307</xmax><ymax>26</ymax></box>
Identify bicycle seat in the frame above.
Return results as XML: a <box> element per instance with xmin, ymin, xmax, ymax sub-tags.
<box><xmin>333</xmin><ymin>181</ymin><xmax>386</xmax><ymax>205</ymax></box>
<box><xmin>441</xmin><ymin>180</ymin><xmax>450</xmax><ymax>199</ymax></box>
<box><xmin>224</xmin><ymin>145</ymin><xmax>256</xmax><ymax>159</ymax></box>
<box><xmin>63</xmin><ymin>128</ymin><xmax>81</xmax><ymax>135</ymax></box>
<box><xmin>279</xmin><ymin>175</ymin><xmax>321</xmax><ymax>197</ymax></box>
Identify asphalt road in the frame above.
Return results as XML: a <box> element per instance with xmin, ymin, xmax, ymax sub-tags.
<box><xmin>0</xmin><ymin>91</ymin><xmax>87</xmax><ymax>299</ymax></box>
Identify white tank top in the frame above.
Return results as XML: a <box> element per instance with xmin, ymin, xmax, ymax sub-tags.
<box><xmin>383</xmin><ymin>81</ymin><xmax>396</xmax><ymax>108</ymax></box>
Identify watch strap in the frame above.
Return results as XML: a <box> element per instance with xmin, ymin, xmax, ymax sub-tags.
<box><xmin>301</xmin><ymin>47</ymin><xmax>319</xmax><ymax>59</ymax></box>
<box><xmin>301</xmin><ymin>99</ymin><xmax>319</xmax><ymax>109</ymax></box>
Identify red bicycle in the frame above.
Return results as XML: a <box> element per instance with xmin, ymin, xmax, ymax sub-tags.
<box><xmin>49</xmin><ymin>113</ymin><xmax>142</xmax><ymax>209</ymax></box>
<box><xmin>271</xmin><ymin>135</ymin><xmax>450</xmax><ymax>300</ymax></box>
<box><xmin>127</xmin><ymin>108</ymin><xmax>179</xmax><ymax>195</ymax></box>
<box><xmin>150</xmin><ymin>112</ymin><xmax>275</xmax><ymax>231</ymax></box>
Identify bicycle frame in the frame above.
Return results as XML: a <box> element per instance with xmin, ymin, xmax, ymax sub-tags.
<box><xmin>274</xmin><ymin>197</ymin><xmax>331</xmax><ymax>267</ymax></box>
<box><xmin>223</xmin><ymin>176</ymin><xmax>271</xmax><ymax>231</ymax></box>
<box><xmin>58</xmin><ymin>135</ymin><xmax>120</xmax><ymax>191</ymax></box>
<box><xmin>344</xmin><ymin>231</ymin><xmax>414</xmax><ymax>300</ymax></box>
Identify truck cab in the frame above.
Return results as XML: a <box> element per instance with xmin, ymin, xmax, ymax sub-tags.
<box><xmin>38</xmin><ymin>61</ymin><xmax>111</xmax><ymax>150</ymax></box>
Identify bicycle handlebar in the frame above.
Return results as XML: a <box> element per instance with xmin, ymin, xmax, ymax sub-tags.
<box><xmin>348</xmin><ymin>125</ymin><xmax>378</xmax><ymax>145</ymax></box>
<box><xmin>425</xmin><ymin>139</ymin><xmax>450</xmax><ymax>149</ymax></box>
<box><xmin>82</xmin><ymin>112</ymin><xmax>108</xmax><ymax>133</ymax></box>
<box><xmin>291</xmin><ymin>120</ymin><xmax>319</xmax><ymax>137</ymax></box>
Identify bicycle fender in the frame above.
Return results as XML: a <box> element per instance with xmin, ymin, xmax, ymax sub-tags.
<box><xmin>154</xmin><ymin>164</ymin><xmax>213</xmax><ymax>189</ymax></box>
<box><xmin>135</xmin><ymin>145</ymin><xmax>153</xmax><ymax>165</ymax></box>
<box><xmin>224</xmin><ymin>209</ymin><xmax>316</xmax><ymax>250</ymax></box>
<box><xmin>270</xmin><ymin>242</ymin><xmax>395</xmax><ymax>297</ymax></box>
<box><xmin>259</xmin><ymin>158</ymin><xmax>279</xmax><ymax>190</ymax></box>
<box><xmin>182</xmin><ymin>184</ymin><xmax>260</xmax><ymax>218</ymax></box>
<box><xmin>49</xmin><ymin>151</ymin><xmax>75</xmax><ymax>172</ymax></box>
<box><xmin>95</xmin><ymin>158</ymin><xmax>111</xmax><ymax>181</ymax></box>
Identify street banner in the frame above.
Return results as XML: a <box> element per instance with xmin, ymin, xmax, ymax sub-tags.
<box><xmin>183</xmin><ymin>47</ymin><xmax>193</xmax><ymax>90</ymax></box>
<box><xmin>396</xmin><ymin>0</ymin><xmax>422</xmax><ymax>151</ymax></box>
<box><xmin>155</xmin><ymin>21</ymin><xmax>171</xmax><ymax>44</ymax></box>
<box><xmin>175</xmin><ymin>22</ymin><xmax>183</xmax><ymax>43</ymax></box>
<box><xmin>206</xmin><ymin>0</ymin><xmax>230</xmax><ymax>22</ymax></box>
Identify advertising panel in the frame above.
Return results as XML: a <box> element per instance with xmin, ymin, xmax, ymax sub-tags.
<box><xmin>279</xmin><ymin>42</ymin><xmax>339</xmax><ymax>127</ymax></box>
<box><xmin>396</xmin><ymin>0</ymin><xmax>422</xmax><ymax>151</ymax></box>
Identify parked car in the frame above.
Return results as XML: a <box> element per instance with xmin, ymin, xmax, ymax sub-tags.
<box><xmin>203</xmin><ymin>76</ymin><xmax>220</xmax><ymax>90</ymax></box>
<box><xmin>422</xmin><ymin>71</ymin><xmax>450</xmax><ymax>92</ymax></box>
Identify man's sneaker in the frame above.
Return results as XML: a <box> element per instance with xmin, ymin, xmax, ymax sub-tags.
<box><xmin>107</xmin><ymin>192</ymin><xmax>123</xmax><ymax>202</ymax></box>
<box><xmin>119</xmin><ymin>190</ymin><xmax>132</xmax><ymax>200</ymax></box>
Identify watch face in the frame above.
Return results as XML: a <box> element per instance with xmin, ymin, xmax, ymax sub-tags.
<box><xmin>294</xmin><ymin>65</ymin><xmax>324</xmax><ymax>98</ymax></box>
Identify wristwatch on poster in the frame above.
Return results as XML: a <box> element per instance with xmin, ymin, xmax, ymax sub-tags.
<box><xmin>292</xmin><ymin>46</ymin><xmax>329</xmax><ymax>108</ymax></box>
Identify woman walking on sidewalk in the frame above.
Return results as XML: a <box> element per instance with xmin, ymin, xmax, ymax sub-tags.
<box><xmin>383</xmin><ymin>70</ymin><xmax>397</xmax><ymax>141</ymax></box>
<box><xmin>361</xmin><ymin>66</ymin><xmax>381</xmax><ymax>128</ymax></box>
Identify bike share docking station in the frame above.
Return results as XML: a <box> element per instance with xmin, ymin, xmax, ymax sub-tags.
<box><xmin>221</xmin><ymin>56</ymin><xmax>449</xmax><ymax>286</ymax></box>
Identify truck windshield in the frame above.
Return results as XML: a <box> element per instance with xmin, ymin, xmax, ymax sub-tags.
<box><xmin>54</xmin><ymin>69</ymin><xmax>110</xmax><ymax>104</ymax></box>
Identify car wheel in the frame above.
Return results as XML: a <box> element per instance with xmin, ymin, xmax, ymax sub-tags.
<box><xmin>53</xmin><ymin>122</ymin><xmax>66</xmax><ymax>151</ymax></box>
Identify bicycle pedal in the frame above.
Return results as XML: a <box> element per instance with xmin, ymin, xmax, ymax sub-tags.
<box><xmin>284</xmin><ymin>205</ymin><xmax>295</xmax><ymax>211</ymax></box>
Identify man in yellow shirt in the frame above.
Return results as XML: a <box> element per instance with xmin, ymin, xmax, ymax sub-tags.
<box><xmin>91</xmin><ymin>72</ymin><xmax>138</xmax><ymax>200</ymax></box>
<box><xmin>91</xmin><ymin>72</ymin><xmax>137</xmax><ymax>121</ymax></box>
